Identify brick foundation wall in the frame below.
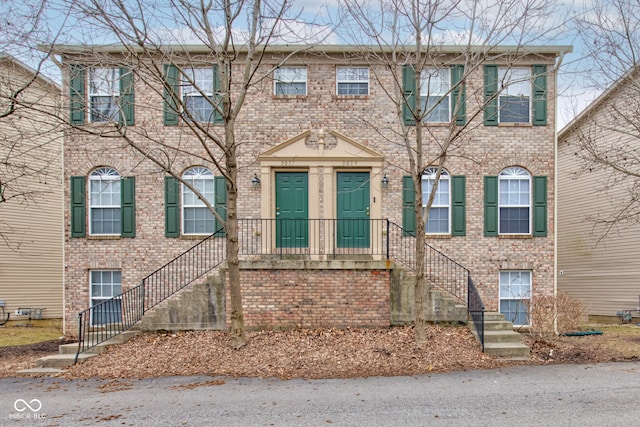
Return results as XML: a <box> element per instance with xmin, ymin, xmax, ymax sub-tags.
<box><xmin>226</xmin><ymin>265</ymin><xmax>390</xmax><ymax>329</ymax></box>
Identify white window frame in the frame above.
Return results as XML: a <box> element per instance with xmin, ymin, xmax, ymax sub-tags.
<box><xmin>499</xmin><ymin>270</ymin><xmax>531</xmax><ymax>326</ymax></box>
<box><xmin>421</xmin><ymin>167</ymin><xmax>450</xmax><ymax>234</ymax></box>
<box><xmin>498</xmin><ymin>67</ymin><xmax>531</xmax><ymax>124</ymax></box>
<box><xmin>420</xmin><ymin>68</ymin><xmax>450</xmax><ymax>123</ymax></box>
<box><xmin>181</xmin><ymin>67</ymin><xmax>215</xmax><ymax>122</ymax></box>
<box><xmin>89</xmin><ymin>167</ymin><xmax>121</xmax><ymax>236</ymax></box>
<box><xmin>274</xmin><ymin>67</ymin><xmax>307</xmax><ymax>95</ymax></box>
<box><xmin>89</xmin><ymin>67</ymin><xmax>120</xmax><ymax>123</ymax></box>
<box><xmin>498</xmin><ymin>167</ymin><xmax>531</xmax><ymax>235</ymax></box>
<box><xmin>182</xmin><ymin>167</ymin><xmax>215</xmax><ymax>235</ymax></box>
<box><xmin>336</xmin><ymin>67</ymin><xmax>369</xmax><ymax>96</ymax></box>
<box><xmin>90</xmin><ymin>270</ymin><xmax>122</xmax><ymax>326</ymax></box>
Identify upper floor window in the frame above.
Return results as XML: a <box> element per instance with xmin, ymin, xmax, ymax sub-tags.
<box><xmin>182</xmin><ymin>67</ymin><xmax>218</xmax><ymax>122</ymax></box>
<box><xmin>499</xmin><ymin>167</ymin><xmax>531</xmax><ymax>234</ymax></box>
<box><xmin>421</xmin><ymin>68</ymin><xmax>450</xmax><ymax>123</ymax></box>
<box><xmin>89</xmin><ymin>68</ymin><xmax>120</xmax><ymax>123</ymax></box>
<box><xmin>182</xmin><ymin>167</ymin><xmax>215</xmax><ymax>235</ymax></box>
<box><xmin>422</xmin><ymin>167</ymin><xmax>450</xmax><ymax>234</ymax></box>
<box><xmin>274</xmin><ymin>67</ymin><xmax>307</xmax><ymax>95</ymax></box>
<box><xmin>498</xmin><ymin>68</ymin><xmax>531</xmax><ymax>123</ymax></box>
<box><xmin>336</xmin><ymin>67</ymin><xmax>369</xmax><ymax>95</ymax></box>
<box><xmin>89</xmin><ymin>167</ymin><xmax>121</xmax><ymax>235</ymax></box>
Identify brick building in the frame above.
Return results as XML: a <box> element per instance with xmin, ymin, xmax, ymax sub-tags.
<box><xmin>53</xmin><ymin>45</ymin><xmax>570</xmax><ymax>337</ymax></box>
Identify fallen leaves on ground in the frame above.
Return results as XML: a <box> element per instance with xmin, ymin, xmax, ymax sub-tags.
<box><xmin>62</xmin><ymin>325</ymin><xmax>502</xmax><ymax>379</ymax></box>
<box><xmin>2</xmin><ymin>324</ymin><xmax>639</xmax><ymax>380</ymax></box>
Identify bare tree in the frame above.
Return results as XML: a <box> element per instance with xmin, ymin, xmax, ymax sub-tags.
<box><xmin>338</xmin><ymin>0</ymin><xmax>564</xmax><ymax>341</ymax></box>
<box><xmin>565</xmin><ymin>0</ymin><xmax>640</xmax><ymax>242</ymax></box>
<box><xmin>45</xmin><ymin>0</ymin><xmax>328</xmax><ymax>347</ymax></box>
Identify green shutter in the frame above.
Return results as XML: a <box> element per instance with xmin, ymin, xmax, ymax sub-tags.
<box><xmin>120</xmin><ymin>177</ymin><xmax>135</xmax><ymax>237</ymax></box>
<box><xmin>532</xmin><ymin>65</ymin><xmax>547</xmax><ymax>126</ymax></box>
<box><xmin>402</xmin><ymin>65</ymin><xmax>416</xmax><ymax>126</ymax></box>
<box><xmin>533</xmin><ymin>176</ymin><xmax>547</xmax><ymax>236</ymax></box>
<box><xmin>484</xmin><ymin>176</ymin><xmax>498</xmax><ymax>236</ymax></box>
<box><xmin>214</xmin><ymin>176</ymin><xmax>227</xmax><ymax>235</ymax></box>
<box><xmin>119</xmin><ymin>68</ymin><xmax>135</xmax><ymax>126</ymax></box>
<box><xmin>484</xmin><ymin>65</ymin><xmax>498</xmax><ymax>126</ymax></box>
<box><xmin>164</xmin><ymin>176</ymin><xmax>180</xmax><ymax>237</ymax></box>
<box><xmin>402</xmin><ymin>175</ymin><xmax>416</xmax><ymax>236</ymax></box>
<box><xmin>451</xmin><ymin>65</ymin><xmax>466</xmax><ymax>126</ymax></box>
<box><xmin>163</xmin><ymin>64</ymin><xmax>179</xmax><ymax>126</ymax></box>
<box><xmin>213</xmin><ymin>64</ymin><xmax>223</xmax><ymax>124</ymax></box>
<box><xmin>69</xmin><ymin>64</ymin><xmax>85</xmax><ymax>125</ymax></box>
<box><xmin>70</xmin><ymin>176</ymin><xmax>86</xmax><ymax>237</ymax></box>
<box><xmin>451</xmin><ymin>175</ymin><xmax>466</xmax><ymax>236</ymax></box>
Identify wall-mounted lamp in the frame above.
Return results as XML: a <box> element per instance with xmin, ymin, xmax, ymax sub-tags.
<box><xmin>251</xmin><ymin>173</ymin><xmax>261</xmax><ymax>189</ymax></box>
<box><xmin>381</xmin><ymin>174</ymin><xmax>389</xmax><ymax>189</ymax></box>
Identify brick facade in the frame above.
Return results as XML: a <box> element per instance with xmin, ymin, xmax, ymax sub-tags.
<box><xmin>60</xmin><ymin>46</ymin><xmax>565</xmax><ymax>335</ymax></box>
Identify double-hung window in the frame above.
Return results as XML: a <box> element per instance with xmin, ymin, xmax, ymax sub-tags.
<box><xmin>422</xmin><ymin>167</ymin><xmax>450</xmax><ymax>234</ymax></box>
<box><xmin>274</xmin><ymin>67</ymin><xmax>307</xmax><ymax>95</ymax></box>
<box><xmin>89</xmin><ymin>167</ymin><xmax>121</xmax><ymax>235</ymax></box>
<box><xmin>90</xmin><ymin>270</ymin><xmax>122</xmax><ymax>325</ymax></box>
<box><xmin>421</xmin><ymin>68</ymin><xmax>450</xmax><ymax>123</ymax></box>
<box><xmin>89</xmin><ymin>68</ymin><xmax>120</xmax><ymax>123</ymax></box>
<box><xmin>182</xmin><ymin>167</ymin><xmax>215</xmax><ymax>235</ymax></box>
<box><xmin>498</xmin><ymin>68</ymin><xmax>531</xmax><ymax>123</ymax></box>
<box><xmin>336</xmin><ymin>67</ymin><xmax>369</xmax><ymax>95</ymax></box>
<box><xmin>182</xmin><ymin>67</ymin><xmax>216</xmax><ymax>122</ymax></box>
<box><xmin>499</xmin><ymin>167</ymin><xmax>531</xmax><ymax>234</ymax></box>
<box><xmin>499</xmin><ymin>270</ymin><xmax>531</xmax><ymax>326</ymax></box>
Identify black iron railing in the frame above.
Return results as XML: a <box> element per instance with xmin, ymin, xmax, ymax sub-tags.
<box><xmin>75</xmin><ymin>218</ymin><xmax>485</xmax><ymax>360</ymax></box>
<box><xmin>386</xmin><ymin>221</ymin><xmax>485</xmax><ymax>349</ymax></box>
<box><xmin>75</xmin><ymin>229</ymin><xmax>226</xmax><ymax>361</ymax></box>
<box><xmin>237</xmin><ymin>218</ymin><xmax>388</xmax><ymax>258</ymax></box>
<box><xmin>468</xmin><ymin>276</ymin><xmax>485</xmax><ymax>351</ymax></box>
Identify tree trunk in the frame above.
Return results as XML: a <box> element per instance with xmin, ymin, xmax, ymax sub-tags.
<box><xmin>224</xmin><ymin>121</ymin><xmax>246</xmax><ymax>349</ymax></box>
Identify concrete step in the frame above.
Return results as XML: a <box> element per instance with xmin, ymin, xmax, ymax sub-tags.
<box><xmin>35</xmin><ymin>353</ymin><xmax>96</xmax><ymax>369</ymax></box>
<box><xmin>483</xmin><ymin>342</ymin><xmax>530</xmax><ymax>359</ymax></box>
<box><xmin>482</xmin><ymin>320</ymin><xmax>517</xmax><ymax>331</ymax></box>
<box><xmin>469</xmin><ymin>312</ymin><xmax>530</xmax><ymax>359</ymax></box>
<box><xmin>16</xmin><ymin>367</ymin><xmax>67</xmax><ymax>376</ymax></box>
<box><xmin>58</xmin><ymin>330</ymin><xmax>141</xmax><ymax>354</ymax></box>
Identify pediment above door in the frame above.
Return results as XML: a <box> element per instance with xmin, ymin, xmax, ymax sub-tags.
<box><xmin>259</xmin><ymin>129</ymin><xmax>383</xmax><ymax>164</ymax></box>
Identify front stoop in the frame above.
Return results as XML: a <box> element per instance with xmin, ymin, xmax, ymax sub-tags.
<box><xmin>469</xmin><ymin>312</ymin><xmax>530</xmax><ymax>360</ymax></box>
<box><xmin>16</xmin><ymin>330</ymin><xmax>140</xmax><ymax>375</ymax></box>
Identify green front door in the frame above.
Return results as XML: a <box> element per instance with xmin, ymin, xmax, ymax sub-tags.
<box><xmin>276</xmin><ymin>172</ymin><xmax>308</xmax><ymax>248</ymax></box>
<box><xmin>337</xmin><ymin>172</ymin><xmax>370</xmax><ymax>248</ymax></box>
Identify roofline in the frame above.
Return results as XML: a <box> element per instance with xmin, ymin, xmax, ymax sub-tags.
<box><xmin>0</xmin><ymin>53</ymin><xmax>61</xmax><ymax>91</ymax></box>
<box><xmin>42</xmin><ymin>43</ymin><xmax>572</xmax><ymax>57</ymax></box>
<box><xmin>558</xmin><ymin>64</ymin><xmax>640</xmax><ymax>141</ymax></box>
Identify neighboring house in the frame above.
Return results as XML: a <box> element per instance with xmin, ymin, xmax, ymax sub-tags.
<box><xmin>53</xmin><ymin>45</ymin><xmax>568</xmax><ymax>337</ymax></box>
<box><xmin>558</xmin><ymin>66</ymin><xmax>640</xmax><ymax>321</ymax></box>
<box><xmin>0</xmin><ymin>55</ymin><xmax>63</xmax><ymax>324</ymax></box>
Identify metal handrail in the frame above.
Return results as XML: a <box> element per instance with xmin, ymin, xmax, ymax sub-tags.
<box><xmin>75</xmin><ymin>229</ymin><xmax>226</xmax><ymax>361</ymax></box>
<box><xmin>75</xmin><ymin>218</ymin><xmax>485</xmax><ymax>360</ymax></box>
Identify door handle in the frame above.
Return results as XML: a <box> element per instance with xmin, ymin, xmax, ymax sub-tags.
<box><xmin>366</xmin><ymin>206</ymin><xmax>370</xmax><ymax>216</ymax></box>
<box><xmin>276</xmin><ymin>207</ymin><xmax>280</xmax><ymax>216</ymax></box>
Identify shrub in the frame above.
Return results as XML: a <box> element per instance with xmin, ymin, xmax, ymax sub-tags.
<box><xmin>525</xmin><ymin>291</ymin><xmax>586</xmax><ymax>339</ymax></box>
